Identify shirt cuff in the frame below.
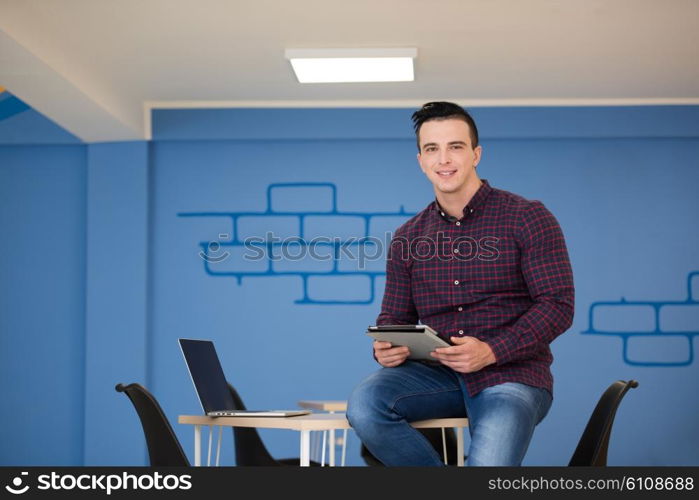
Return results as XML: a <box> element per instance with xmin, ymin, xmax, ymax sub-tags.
<box><xmin>484</xmin><ymin>331</ymin><xmax>519</xmax><ymax>366</ymax></box>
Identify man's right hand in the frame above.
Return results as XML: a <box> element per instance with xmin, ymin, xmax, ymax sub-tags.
<box><xmin>374</xmin><ymin>341</ymin><xmax>410</xmax><ymax>367</ymax></box>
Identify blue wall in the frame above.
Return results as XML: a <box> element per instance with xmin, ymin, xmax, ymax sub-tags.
<box><xmin>0</xmin><ymin>144</ymin><xmax>86</xmax><ymax>464</ymax></box>
<box><xmin>83</xmin><ymin>142</ymin><xmax>150</xmax><ymax>465</ymax></box>
<box><xmin>1</xmin><ymin>99</ymin><xmax>698</xmax><ymax>465</ymax></box>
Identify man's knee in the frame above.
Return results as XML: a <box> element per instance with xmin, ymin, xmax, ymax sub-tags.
<box><xmin>347</xmin><ymin>378</ymin><xmax>383</xmax><ymax>428</ymax></box>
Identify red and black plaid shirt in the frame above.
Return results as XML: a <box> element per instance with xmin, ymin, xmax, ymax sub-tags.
<box><xmin>377</xmin><ymin>179</ymin><xmax>574</xmax><ymax>396</ymax></box>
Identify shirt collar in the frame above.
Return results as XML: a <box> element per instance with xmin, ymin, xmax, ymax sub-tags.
<box><xmin>434</xmin><ymin>179</ymin><xmax>493</xmax><ymax>222</ymax></box>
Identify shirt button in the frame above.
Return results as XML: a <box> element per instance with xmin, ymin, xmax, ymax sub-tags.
<box><xmin>453</xmin><ymin>248</ymin><xmax>459</xmax><ymax>254</ymax></box>
<box><xmin>454</xmin><ymin>280</ymin><xmax>459</xmax><ymax>285</ymax></box>
<box><xmin>440</xmin><ymin>211</ymin><xmax>445</xmax><ymax>216</ymax></box>
<box><xmin>458</xmin><ymin>330</ymin><xmax>464</xmax><ymax>335</ymax></box>
<box><xmin>455</xmin><ymin>221</ymin><xmax>461</xmax><ymax>226</ymax></box>
<box><xmin>469</xmin><ymin>208</ymin><xmax>474</xmax><ymax>214</ymax></box>
<box><xmin>457</xmin><ymin>306</ymin><xmax>463</xmax><ymax>311</ymax></box>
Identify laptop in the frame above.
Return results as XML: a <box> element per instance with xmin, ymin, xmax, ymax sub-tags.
<box><xmin>178</xmin><ymin>338</ymin><xmax>311</xmax><ymax>417</ymax></box>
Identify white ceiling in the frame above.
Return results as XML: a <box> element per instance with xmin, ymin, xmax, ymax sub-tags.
<box><xmin>1</xmin><ymin>0</ymin><xmax>698</xmax><ymax>142</ymax></box>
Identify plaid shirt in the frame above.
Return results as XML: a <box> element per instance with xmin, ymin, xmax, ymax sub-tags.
<box><xmin>377</xmin><ymin>179</ymin><xmax>574</xmax><ymax>396</ymax></box>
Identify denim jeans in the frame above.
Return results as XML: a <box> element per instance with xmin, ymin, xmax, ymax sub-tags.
<box><xmin>347</xmin><ymin>361</ymin><xmax>552</xmax><ymax>466</ymax></box>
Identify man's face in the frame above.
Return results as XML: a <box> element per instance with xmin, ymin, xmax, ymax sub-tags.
<box><xmin>417</xmin><ymin>118</ymin><xmax>482</xmax><ymax>197</ymax></box>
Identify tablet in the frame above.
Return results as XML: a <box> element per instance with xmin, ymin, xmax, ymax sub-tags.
<box><xmin>366</xmin><ymin>324</ymin><xmax>450</xmax><ymax>360</ymax></box>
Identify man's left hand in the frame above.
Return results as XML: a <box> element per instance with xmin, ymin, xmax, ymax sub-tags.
<box><xmin>429</xmin><ymin>336</ymin><xmax>496</xmax><ymax>373</ymax></box>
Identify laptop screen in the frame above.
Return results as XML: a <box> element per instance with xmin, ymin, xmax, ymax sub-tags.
<box><xmin>178</xmin><ymin>338</ymin><xmax>236</xmax><ymax>413</ymax></box>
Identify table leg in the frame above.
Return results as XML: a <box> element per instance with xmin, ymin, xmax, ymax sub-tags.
<box><xmin>215</xmin><ymin>425</ymin><xmax>222</xmax><ymax>466</ymax></box>
<box><xmin>194</xmin><ymin>424</ymin><xmax>201</xmax><ymax>466</ymax></box>
<box><xmin>441</xmin><ymin>427</ymin><xmax>447</xmax><ymax>464</ymax></box>
<box><xmin>327</xmin><ymin>409</ymin><xmax>337</xmax><ymax>467</ymax></box>
<box><xmin>329</xmin><ymin>429</ymin><xmax>335</xmax><ymax>466</ymax></box>
<box><xmin>207</xmin><ymin>425</ymin><xmax>213</xmax><ymax>466</ymax></box>
<box><xmin>300</xmin><ymin>430</ymin><xmax>311</xmax><ymax>466</ymax></box>
<box><xmin>456</xmin><ymin>427</ymin><xmax>465</xmax><ymax>466</ymax></box>
<box><xmin>340</xmin><ymin>429</ymin><xmax>348</xmax><ymax>466</ymax></box>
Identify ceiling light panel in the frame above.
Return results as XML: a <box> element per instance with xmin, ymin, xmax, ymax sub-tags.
<box><xmin>285</xmin><ymin>48</ymin><xmax>417</xmax><ymax>83</ymax></box>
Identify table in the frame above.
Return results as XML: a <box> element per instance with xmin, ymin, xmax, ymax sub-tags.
<box><xmin>297</xmin><ymin>400</ymin><xmax>348</xmax><ymax>466</ymax></box>
<box><xmin>296</xmin><ymin>400</ymin><xmax>348</xmax><ymax>412</ymax></box>
<box><xmin>179</xmin><ymin>413</ymin><xmax>468</xmax><ymax>466</ymax></box>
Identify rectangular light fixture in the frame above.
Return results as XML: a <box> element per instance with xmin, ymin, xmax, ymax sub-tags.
<box><xmin>285</xmin><ymin>48</ymin><xmax>417</xmax><ymax>83</ymax></box>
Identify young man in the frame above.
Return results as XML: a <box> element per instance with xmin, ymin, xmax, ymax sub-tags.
<box><xmin>347</xmin><ymin>102</ymin><xmax>574</xmax><ymax>466</ymax></box>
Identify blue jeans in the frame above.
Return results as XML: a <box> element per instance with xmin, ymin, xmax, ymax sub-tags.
<box><xmin>347</xmin><ymin>361</ymin><xmax>552</xmax><ymax>466</ymax></box>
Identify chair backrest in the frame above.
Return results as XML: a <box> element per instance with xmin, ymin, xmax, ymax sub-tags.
<box><xmin>116</xmin><ymin>383</ymin><xmax>190</xmax><ymax>466</ymax></box>
<box><xmin>568</xmin><ymin>379</ymin><xmax>638</xmax><ymax>466</ymax></box>
<box><xmin>226</xmin><ymin>382</ymin><xmax>279</xmax><ymax>466</ymax></box>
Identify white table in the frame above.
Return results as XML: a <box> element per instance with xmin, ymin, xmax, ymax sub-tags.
<box><xmin>179</xmin><ymin>413</ymin><xmax>468</xmax><ymax>466</ymax></box>
<box><xmin>297</xmin><ymin>400</ymin><xmax>348</xmax><ymax>466</ymax></box>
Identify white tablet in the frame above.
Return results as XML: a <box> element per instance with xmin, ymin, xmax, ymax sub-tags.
<box><xmin>366</xmin><ymin>324</ymin><xmax>450</xmax><ymax>360</ymax></box>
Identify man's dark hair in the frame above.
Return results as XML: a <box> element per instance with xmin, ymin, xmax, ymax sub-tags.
<box><xmin>411</xmin><ymin>101</ymin><xmax>479</xmax><ymax>151</ymax></box>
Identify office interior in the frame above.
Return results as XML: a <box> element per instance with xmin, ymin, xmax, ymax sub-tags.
<box><xmin>1</xmin><ymin>1</ymin><xmax>698</xmax><ymax>466</ymax></box>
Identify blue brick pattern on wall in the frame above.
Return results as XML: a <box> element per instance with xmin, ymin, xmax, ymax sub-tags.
<box><xmin>179</xmin><ymin>182</ymin><xmax>415</xmax><ymax>305</ymax></box>
<box><xmin>583</xmin><ymin>271</ymin><xmax>699</xmax><ymax>366</ymax></box>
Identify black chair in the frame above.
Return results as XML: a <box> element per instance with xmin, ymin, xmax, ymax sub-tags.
<box><xmin>360</xmin><ymin>426</ymin><xmax>462</xmax><ymax>466</ymax></box>
<box><xmin>569</xmin><ymin>379</ymin><xmax>639</xmax><ymax>466</ymax></box>
<box><xmin>116</xmin><ymin>383</ymin><xmax>190</xmax><ymax>466</ymax></box>
<box><xmin>227</xmin><ymin>382</ymin><xmax>321</xmax><ymax>466</ymax></box>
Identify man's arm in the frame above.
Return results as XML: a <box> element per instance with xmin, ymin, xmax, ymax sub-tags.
<box><xmin>376</xmin><ymin>235</ymin><xmax>419</xmax><ymax>325</ymax></box>
<box><xmin>373</xmin><ymin>234</ymin><xmax>419</xmax><ymax>366</ymax></box>
<box><xmin>485</xmin><ymin>201</ymin><xmax>575</xmax><ymax>365</ymax></box>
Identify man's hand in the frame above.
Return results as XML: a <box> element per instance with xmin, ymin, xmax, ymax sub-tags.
<box><xmin>374</xmin><ymin>341</ymin><xmax>410</xmax><ymax>368</ymax></box>
<box><xmin>429</xmin><ymin>336</ymin><xmax>496</xmax><ymax>373</ymax></box>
